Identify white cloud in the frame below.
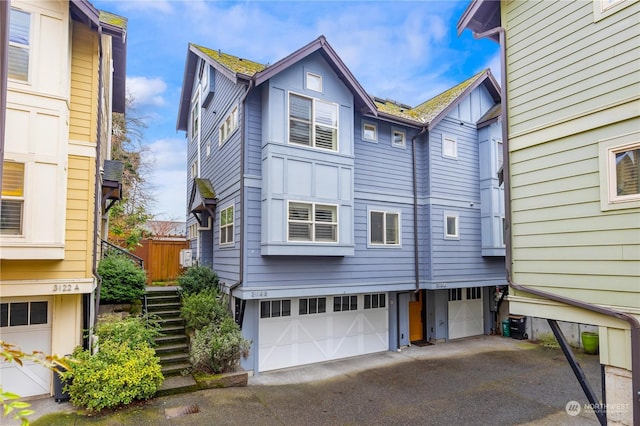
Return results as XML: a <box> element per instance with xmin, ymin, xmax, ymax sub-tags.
<box><xmin>127</xmin><ymin>76</ymin><xmax>167</xmax><ymax>107</ymax></box>
<box><xmin>144</xmin><ymin>138</ymin><xmax>187</xmax><ymax>220</ymax></box>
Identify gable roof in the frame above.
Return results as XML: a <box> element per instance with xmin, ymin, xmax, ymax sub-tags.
<box><xmin>177</xmin><ymin>36</ymin><xmax>377</xmax><ymax>131</ymax></box>
<box><xmin>375</xmin><ymin>69</ymin><xmax>501</xmax><ymax>129</ymax></box>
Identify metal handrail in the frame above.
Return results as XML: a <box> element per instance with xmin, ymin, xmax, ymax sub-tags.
<box><xmin>100</xmin><ymin>239</ymin><xmax>144</xmax><ymax>269</ymax></box>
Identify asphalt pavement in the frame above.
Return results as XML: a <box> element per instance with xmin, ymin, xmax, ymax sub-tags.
<box><xmin>10</xmin><ymin>336</ymin><xmax>603</xmax><ymax>425</ymax></box>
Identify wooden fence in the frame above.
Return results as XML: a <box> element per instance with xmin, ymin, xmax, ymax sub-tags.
<box><xmin>131</xmin><ymin>239</ymin><xmax>189</xmax><ymax>284</ymax></box>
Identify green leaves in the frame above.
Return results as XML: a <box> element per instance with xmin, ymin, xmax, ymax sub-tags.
<box><xmin>98</xmin><ymin>255</ymin><xmax>147</xmax><ymax>303</ymax></box>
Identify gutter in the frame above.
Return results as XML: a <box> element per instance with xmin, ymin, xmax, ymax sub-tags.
<box><xmin>411</xmin><ymin>127</ymin><xmax>428</xmax><ymax>292</ymax></box>
<box><xmin>473</xmin><ymin>26</ymin><xmax>640</xmax><ymax>425</ymax></box>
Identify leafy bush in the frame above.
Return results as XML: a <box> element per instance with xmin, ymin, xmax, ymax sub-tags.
<box><xmin>98</xmin><ymin>255</ymin><xmax>147</xmax><ymax>303</ymax></box>
<box><xmin>95</xmin><ymin>314</ymin><xmax>161</xmax><ymax>348</ymax></box>
<box><xmin>190</xmin><ymin>317</ymin><xmax>250</xmax><ymax>374</ymax></box>
<box><xmin>62</xmin><ymin>340</ymin><xmax>163</xmax><ymax>412</ymax></box>
<box><xmin>180</xmin><ymin>289</ymin><xmax>228</xmax><ymax>331</ymax></box>
<box><xmin>177</xmin><ymin>265</ymin><xmax>218</xmax><ymax>295</ymax></box>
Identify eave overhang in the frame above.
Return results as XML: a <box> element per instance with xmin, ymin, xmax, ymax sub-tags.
<box><xmin>101</xmin><ymin>160</ymin><xmax>124</xmax><ymax>213</ymax></box>
<box><xmin>457</xmin><ymin>0</ymin><xmax>501</xmax><ymax>42</ymax></box>
<box><xmin>189</xmin><ymin>178</ymin><xmax>217</xmax><ymax>225</ymax></box>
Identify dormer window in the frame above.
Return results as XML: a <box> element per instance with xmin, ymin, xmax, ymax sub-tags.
<box><xmin>306</xmin><ymin>72</ymin><xmax>322</xmax><ymax>92</ymax></box>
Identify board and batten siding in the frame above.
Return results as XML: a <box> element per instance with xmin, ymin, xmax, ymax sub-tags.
<box><xmin>504</xmin><ymin>0</ymin><xmax>640</xmax><ymax>309</ymax></box>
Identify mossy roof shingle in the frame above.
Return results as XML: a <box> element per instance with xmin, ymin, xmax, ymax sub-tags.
<box><xmin>99</xmin><ymin>10</ymin><xmax>127</xmax><ymax>29</ymax></box>
<box><xmin>192</xmin><ymin>44</ymin><xmax>266</xmax><ymax>77</ymax></box>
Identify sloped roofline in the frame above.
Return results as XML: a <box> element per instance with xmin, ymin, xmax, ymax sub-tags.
<box><xmin>427</xmin><ymin>68</ymin><xmax>500</xmax><ymax>130</ymax></box>
<box><xmin>253</xmin><ymin>36</ymin><xmax>377</xmax><ymax>116</ymax></box>
<box><xmin>456</xmin><ymin>0</ymin><xmax>501</xmax><ymax>42</ymax></box>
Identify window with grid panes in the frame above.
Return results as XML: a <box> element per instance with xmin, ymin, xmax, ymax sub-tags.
<box><xmin>220</xmin><ymin>205</ymin><xmax>234</xmax><ymax>245</ymax></box>
<box><xmin>299</xmin><ymin>297</ymin><xmax>326</xmax><ymax>315</ymax></box>
<box><xmin>364</xmin><ymin>294</ymin><xmax>386</xmax><ymax>309</ymax></box>
<box><xmin>289</xmin><ymin>93</ymin><xmax>338</xmax><ymax>151</ymax></box>
<box><xmin>260</xmin><ymin>300</ymin><xmax>291</xmax><ymax>318</ymax></box>
<box><xmin>369</xmin><ymin>211</ymin><xmax>399</xmax><ymax>245</ymax></box>
<box><xmin>333</xmin><ymin>295</ymin><xmax>357</xmax><ymax>312</ymax></box>
<box><xmin>288</xmin><ymin>202</ymin><xmax>337</xmax><ymax>242</ymax></box>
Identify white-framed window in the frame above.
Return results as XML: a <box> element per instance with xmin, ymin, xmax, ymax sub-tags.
<box><xmin>289</xmin><ymin>93</ymin><xmax>338</xmax><ymax>151</ymax></box>
<box><xmin>287</xmin><ymin>201</ymin><xmax>338</xmax><ymax>243</ymax></box>
<box><xmin>306</xmin><ymin>72</ymin><xmax>322</xmax><ymax>92</ymax></box>
<box><xmin>190</xmin><ymin>98</ymin><xmax>200</xmax><ymax>140</ymax></box>
<box><xmin>0</xmin><ymin>301</ymin><xmax>48</xmax><ymax>327</ymax></box>
<box><xmin>443</xmin><ymin>135</ymin><xmax>457</xmax><ymax>159</ymax></box>
<box><xmin>260</xmin><ymin>299</ymin><xmax>291</xmax><ymax>318</ymax></box>
<box><xmin>8</xmin><ymin>8</ymin><xmax>30</xmax><ymax>82</ymax></box>
<box><xmin>199</xmin><ymin>60</ymin><xmax>207</xmax><ymax>89</ymax></box>
<box><xmin>495</xmin><ymin>140</ymin><xmax>503</xmax><ymax>174</ymax></box>
<box><xmin>392</xmin><ymin>129</ymin><xmax>406</xmax><ymax>147</ymax></box>
<box><xmin>1</xmin><ymin>161</ymin><xmax>25</xmax><ymax>236</ymax></box>
<box><xmin>299</xmin><ymin>297</ymin><xmax>327</xmax><ymax>315</ymax></box>
<box><xmin>219</xmin><ymin>205</ymin><xmax>234</xmax><ymax>245</ymax></box>
<box><xmin>364</xmin><ymin>293</ymin><xmax>386</xmax><ymax>309</ymax></box>
<box><xmin>333</xmin><ymin>295</ymin><xmax>357</xmax><ymax>312</ymax></box>
<box><xmin>188</xmin><ymin>222</ymin><xmax>198</xmax><ymax>240</ymax></box>
<box><xmin>599</xmin><ymin>134</ymin><xmax>640</xmax><ymax>211</ymax></box>
<box><xmin>190</xmin><ymin>159</ymin><xmax>198</xmax><ymax>178</ymax></box>
<box><xmin>594</xmin><ymin>0</ymin><xmax>631</xmax><ymax>20</ymax></box>
<box><xmin>369</xmin><ymin>210</ymin><xmax>400</xmax><ymax>246</ymax></box>
<box><xmin>219</xmin><ymin>106</ymin><xmax>238</xmax><ymax>146</ymax></box>
<box><xmin>206</xmin><ymin>140</ymin><xmax>211</xmax><ymax>157</ymax></box>
<box><xmin>444</xmin><ymin>211</ymin><xmax>459</xmax><ymax>240</ymax></box>
<box><xmin>362</xmin><ymin>122</ymin><xmax>377</xmax><ymax>142</ymax></box>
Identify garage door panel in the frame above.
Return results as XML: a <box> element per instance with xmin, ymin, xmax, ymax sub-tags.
<box><xmin>259</xmin><ymin>295</ymin><xmax>389</xmax><ymax>372</ymax></box>
<box><xmin>448</xmin><ymin>297</ymin><xmax>483</xmax><ymax>340</ymax></box>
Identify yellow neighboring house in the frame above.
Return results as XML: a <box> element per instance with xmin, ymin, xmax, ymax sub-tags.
<box><xmin>459</xmin><ymin>1</ymin><xmax>639</xmax><ymax>424</ymax></box>
<box><xmin>0</xmin><ymin>0</ymin><xmax>126</xmax><ymax>398</ymax></box>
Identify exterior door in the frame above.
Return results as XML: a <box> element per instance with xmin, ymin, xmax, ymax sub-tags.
<box><xmin>409</xmin><ymin>290</ymin><xmax>424</xmax><ymax>342</ymax></box>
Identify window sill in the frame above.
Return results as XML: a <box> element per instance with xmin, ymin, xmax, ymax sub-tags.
<box><xmin>0</xmin><ymin>244</ymin><xmax>65</xmax><ymax>260</ymax></box>
<box><xmin>261</xmin><ymin>243</ymin><xmax>354</xmax><ymax>256</ymax></box>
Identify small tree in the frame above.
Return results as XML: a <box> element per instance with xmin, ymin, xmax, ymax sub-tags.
<box><xmin>177</xmin><ymin>265</ymin><xmax>219</xmax><ymax>295</ymax></box>
<box><xmin>98</xmin><ymin>255</ymin><xmax>147</xmax><ymax>304</ymax></box>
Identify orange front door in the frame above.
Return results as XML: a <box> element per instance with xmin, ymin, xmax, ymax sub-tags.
<box><xmin>409</xmin><ymin>290</ymin><xmax>424</xmax><ymax>342</ymax></box>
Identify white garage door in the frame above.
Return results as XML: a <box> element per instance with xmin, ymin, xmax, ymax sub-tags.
<box><xmin>0</xmin><ymin>299</ymin><xmax>52</xmax><ymax>397</ymax></box>
<box><xmin>448</xmin><ymin>288</ymin><xmax>483</xmax><ymax>340</ymax></box>
<box><xmin>259</xmin><ymin>294</ymin><xmax>388</xmax><ymax>372</ymax></box>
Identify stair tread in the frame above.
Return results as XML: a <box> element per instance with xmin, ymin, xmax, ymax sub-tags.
<box><xmin>156</xmin><ymin>343</ymin><xmax>189</xmax><ymax>352</ymax></box>
<box><xmin>159</xmin><ymin>352</ymin><xmax>190</xmax><ymax>361</ymax></box>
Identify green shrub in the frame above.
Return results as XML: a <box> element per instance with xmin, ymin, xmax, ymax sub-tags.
<box><xmin>98</xmin><ymin>255</ymin><xmax>147</xmax><ymax>304</ymax></box>
<box><xmin>180</xmin><ymin>289</ymin><xmax>228</xmax><ymax>331</ymax></box>
<box><xmin>190</xmin><ymin>317</ymin><xmax>250</xmax><ymax>374</ymax></box>
<box><xmin>177</xmin><ymin>265</ymin><xmax>218</xmax><ymax>295</ymax></box>
<box><xmin>95</xmin><ymin>314</ymin><xmax>161</xmax><ymax>348</ymax></box>
<box><xmin>62</xmin><ymin>340</ymin><xmax>163</xmax><ymax>412</ymax></box>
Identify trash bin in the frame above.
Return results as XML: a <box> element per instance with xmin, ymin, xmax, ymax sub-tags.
<box><xmin>501</xmin><ymin>319</ymin><xmax>510</xmax><ymax>337</ymax></box>
<box><xmin>509</xmin><ymin>315</ymin><xmax>528</xmax><ymax>340</ymax></box>
<box><xmin>53</xmin><ymin>364</ymin><xmax>70</xmax><ymax>403</ymax></box>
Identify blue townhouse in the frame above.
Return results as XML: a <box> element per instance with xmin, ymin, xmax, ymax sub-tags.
<box><xmin>177</xmin><ymin>36</ymin><xmax>506</xmax><ymax>373</ymax></box>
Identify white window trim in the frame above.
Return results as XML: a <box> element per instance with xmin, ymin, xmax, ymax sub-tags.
<box><xmin>306</xmin><ymin>72</ymin><xmax>323</xmax><ymax>93</ymax></box>
<box><xmin>368</xmin><ymin>208</ymin><xmax>401</xmax><ymax>247</ymax></box>
<box><xmin>8</xmin><ymin>7</ymin><xmax>31</xmax><ymax>84</ymax></box>
<box><xmin>219</xmin><ymin>204</ymin><xmax>235</xmax><ymax>246</ymax></box>
<box><xmin>286</xmin><ymin>200</ymin><xmax>339</xmax><ymax>243</ymax></box>
<box><xmin>190</xmin><ymin>94</ymin><xmax>200</xmax><ymax>141</ymax></box>
<box><xmin>1</xmin><ymin>161</ymin><xmax>25</xmax><ymax>237</ymax></box>
<box><xmin>598</xmin><ymin>132</ymin><xmax>640</xmax><ymax>211</ymax></box>
<box><xmin>495</xmin><ymin>139</ymin><xmax>503</xmax><ymax>175</ymax></box>
<box><xmin>288</xmin><ymin>91</ymin><xmax>339</xmax><ymax>152</ymax></box>
<box><xmin>594</xmin><ymin>0</ymin><xmax>631</xmax><ymax>21</ymax></box>
<box><xmin>392</xmin><ymin>128</ymin><xmax>406</xmax><ymax>148</ymax></box>
<box><xmin>219</xmin><ymin>105</ymin><xmax>238</xmax><ymax>146</ymax></box>
<box><xmin>442</xmin><ymin>135</ymin><xmax>458</xmax><ymax>159</ymax></box>
<box><xmin>362</xmin><ymin>121</ymin><xmax>377</xmax><ymax>142</ymax></box>
<box><xmin>444</xmin><ymin>211</ymin><xmax>460</xmax><ymax>240</ymax></box>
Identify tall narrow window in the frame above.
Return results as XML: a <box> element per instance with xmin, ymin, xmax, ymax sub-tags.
<box><xmin>219</xmin><ymin>106</ymin><xmax>238</xmax><ymax>145</ymax></box>
<box><xmin>496</xmin><ymin>140</ymin><xmax>503</xmax><ymax>173</ymax></box>
<box><xmin>289</xmin><ymin>94</ymin><xmax>338</xmax><ymax>151</ymax></box>
<box><xmin>9</xmin><ymin>8</ymin><xmax>30</xmax><ymax>81</ymax></box>
<box><xmin>220</xmin><ymin>205</ymin><xmax>234</xmax><ymax>245</ymax></box>
<box><xmin>1</xmin><ymin>161</ymin><xmax>25</xmax><ymax>235</ymax></box>
<box><xmin>369</xmin><ymin>210</ymin><xmax>400</xmax><ymax>245</ymax></box>
<box><xmin>191</xmin><ymin>100</ymin><xmax>199</xmax><ymax>140</ymax></box>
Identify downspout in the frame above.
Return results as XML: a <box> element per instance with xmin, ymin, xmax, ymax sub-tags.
<box><xmin>412</xmin><ymin>127</ymin><xmax>428</xmax><ymax>292</ymax></box>
<box><xmin>474</xmin><ymin>26</ymin><xmax>640</xmax><ymax>424</ymax></box>
<box><xmin>91</xmin><ymin>25</ymin><xmax>105</xmax><ymax>334</ymax></box>
<box><xmin>228</xmin><ymin>78</ymin><xmax>255</xmax><ymax>325</ymax></box>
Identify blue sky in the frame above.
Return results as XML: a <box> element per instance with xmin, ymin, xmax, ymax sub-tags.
<box><xmin>92</xmin><ymin>0</ymin><xmax>499</xmax><ymax>221</ymax></box>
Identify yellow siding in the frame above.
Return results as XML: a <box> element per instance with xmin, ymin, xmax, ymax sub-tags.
<box><xmin>504</xmin><ymin>0</ymin><xmax>640</xmax><ymax>311</ymax></box>
<box><xmin>69</xmin><ymin>21</ymin><xmax>98</xmax><ymax>143</ymax></box>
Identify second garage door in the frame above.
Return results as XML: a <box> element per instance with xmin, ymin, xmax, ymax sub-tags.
<box><xmin>259</xmin><ymin>294</ymin><xmax>388</xmax><ymax>372</ymax></box>
<box><xmin>448</xmin><ymin>287</ymin><xmax>484</xmax><ymax>340</ymax></box>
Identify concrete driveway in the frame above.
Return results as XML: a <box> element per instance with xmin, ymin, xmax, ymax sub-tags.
<box><xmin>28</xmin><ymin>336</ymin><xmax>602</xmax><ymax>425</ymax></box>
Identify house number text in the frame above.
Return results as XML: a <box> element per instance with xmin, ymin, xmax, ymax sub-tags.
<box><xmin>53</xmin><ymin>284</ymin><xmax>80</xmax><ymax>292</ymax></box>
<box><xmin>251</xmin><ymin>291</ymin><xmax>268</xmax><ymax>298</ymax></box>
